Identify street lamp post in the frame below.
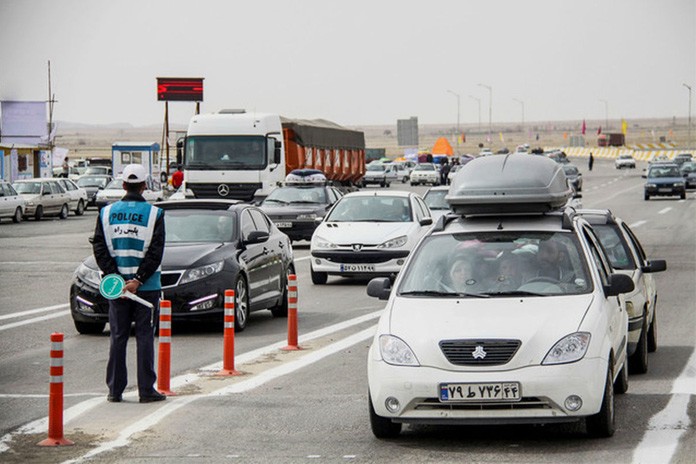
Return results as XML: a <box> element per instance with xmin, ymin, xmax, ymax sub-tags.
<box><xmin>684</xmin><ymin>83</ymin><xmax>692</xmax><ymax>148</ymax></box>
<box><xmin>512</xmin><ymin>98</ymin><xmax>525</xmax><ymax>135</ymax></box>
<box><xmin>478</xmin><ymin>83</ymin><xmax>492</xmax><ymax>143</ymax></box>
<box><xmin>447</xmin><ymin>90</ymin><xmax>461</xmax><ymax>151</ymax></box>
<box><xmin>469</xmin><ymin>95</ymin><xmax>481</xmax><ymax>132</ymax></box>
<box><xmin>599</xmin><ymin>99</ymin><xmax>609</xmax><ymax>131</ymax></box>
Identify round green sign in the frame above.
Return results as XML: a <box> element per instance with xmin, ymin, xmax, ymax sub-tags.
<box><xmin>100</xmin><ymin>274</ymin><xmax>126</xmax><ymax>300</ymax></box>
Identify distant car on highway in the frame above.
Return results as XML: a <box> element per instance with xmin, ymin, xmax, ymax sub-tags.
<box><xmin>672</xmin><ymin>153</ymin><xmax>693</xmax><ymax>167</ymax></box>
<box><xmin>644</xmin><ymin>163</ymin><xmax>685</xmax><ymax>200</ymax></box>
<box><xmin>615</xmin><ymin>153</ymin><xmax>636</xmax><ymax>169</ymax></box>
<box><xmin>680</xmin><ymin>161</ymin><xmax>696</xmax><ymax>189</ymax></box>
<box><xmin>409</xmin><ymin>163</ymin><xmax>440</xmax><ymax>186</ymax></box>
<box><xmin>95</xmin><ymin>175</ymin><xmax>163</xmax><ymax>209</ymax></box>
<box><xmin>360</xmin><ymin>163</ymin><xmax>397</xmax><ymax>188</ymax></box>
<box><xmin>563</xmin><ymin>164</ymin><xmax>583</xmax><ymax>192</ymax></box>
<box><xmin>76</xmin><ymin>175</ymin><xmax>113</xmax><ymax>210</ymax></box>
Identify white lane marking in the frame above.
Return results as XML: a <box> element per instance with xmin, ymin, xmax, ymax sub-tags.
<box><xmin>585</xmin><ymin>182</ymin><xmax>644</xmax><ymax>207</ymax></box>
<box><xmin>0</xmin><ymin>308</ymin><xmax>383</xmax><ymax>453</ymax></box>
<box><xmin>0</xmin><ymin>262</ymin><xmax>82</xmax><ymax>265</ymax></box>
<box><xmin>632</xmin><ymin>348</ymin><xmax>696</xmax><ymax>464</ymax></box>
<box><xmin>629</xmin><ymin>220</ymin><xmax>648</xmax><ymax>228</ymax></box>
<box><xmin>62</xmin><ymin>326</ymin><xmax>377</xmax><ymax>463</ymax></box>
<box><xmin>294</xmin><ymin>255</ymin><xmax>310</xmax><ymax>262</ymax></box>
<box><xmin>0</xmin><ymin>393</ymin><xmax>103</xmax><ymax>398</ymax></box>
<box><xmin>658</xmin><ymin>207</ymin><xmax>672</xmax><ymax>215</ymax></box>
<box><xmin>0</xmin><ymin>310</ymin><xmax>70</xmax><ymax>332</ymax></box>
<box><xmin>0</xmin><ymin>304</ymin><xmax>69</xmax><ymax>321</ymax></box>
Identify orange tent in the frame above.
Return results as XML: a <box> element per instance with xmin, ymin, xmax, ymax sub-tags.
<box><xmin>432</xmin><ymin>137</ymin><xmax>453</xmax><ymax>155</ymax></box>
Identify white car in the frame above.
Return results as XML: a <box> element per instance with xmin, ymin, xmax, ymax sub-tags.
<box><xmin>95</xmin><ymin>175</ymin><xmax>163</xmax><ymax>209</ymax></box>
<box><xmin>615</xmin><ymin>154</ymin><xmax>636</xmax><ymax>169</ymax></box>
<box><xmin>360</xmin><ymin>163</ymin><xmax>398</xmax><ymax>188</ymax></box>
<box><xmin>56</xmin><ymin>178</ymin><xmax>89</xmax><ymax>216</ymax></box>
<box><xmin>422</xmin><ymin>186</ymin><xmax>450</xmax><ymax>223</ymax></box>
<box><xmin>13</xmin><ymin>178</ymin><xmax>72</xmax><ymax>220</ymax></box>
<box><xmin>409</xmin><ymin>163</ymin><xmax>440</xmax><ymax>186</ymax></box>
<box><xmin>577</xmin><ymin>209</ymin><xmax>666</xmax><ymax>374</ymax></box>
<box><xmin>366</xmin><ymin>155</ymin><xmax>634</xmax><ymax>439</ymax></box>
<box><xmin>0</xmin><ymin>180</ymin><xmax>26</xmax><ymax>223</ymax></box>
<box><xmin>309</xmin><ymin>191</ymin><xmax>433</xmax><ymax>284</ymax></box>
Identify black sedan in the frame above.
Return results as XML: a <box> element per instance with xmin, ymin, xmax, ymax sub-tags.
<box><xmin>260</xmin><ymin>184</ymin><xmax>344</xmax><ymax>242</ymax></box>
<box><xmin>680</xmin><ymin>161</ymin><xmax>696</xmax><ymax>189</ymax></box>
<box><xmin>70</xmin><ymin>200</ymin><xmax>294</xmax><ymax>334</ymax></box>
<box><xmin>76</xmin><ymin>175</ymin><xmax>113</xmax><ymax>210</ymax></box>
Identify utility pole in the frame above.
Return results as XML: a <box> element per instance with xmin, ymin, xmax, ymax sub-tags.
<box><xmin>478</xmin><ymin>83</ymin><xmax>492</xmax><ymax>143</ymax></box>
<box><xmin>447</xmin><ymin>90</ymin><xmax>461</xmax><ymax>152</ymax></box>
<box><xmin>684</xmin><ymin>83</ymin><xmax>692</xmax><ymax>148</ymax></box>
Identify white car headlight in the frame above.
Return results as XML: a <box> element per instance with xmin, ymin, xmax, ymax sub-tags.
<box><xmin>312</xmin><ymin>235</ymin><xmax>337</xmax><ymax>249</ymax></box>
<box><xmin>377</xmin><ymin>235</ymin><xmax>408</xmax><ymax>249</ymax></box>
<box><xmin>379</xmin><ymin>335</ymin><xmax>420</xmax><ymax>366</ymax></box>
<box><xmin>75</xmin><ymin>262</ymin><xmax>102</xmax><ymax>288</ymax></box>
<box><xmin>179</xmin><ymin>261</ymin><xmax>224</xmax><ymax>285</ymax></box>
<box><xmin>542</xmin><ymin>332</ymin><xmax>591</xmax><ymax>365</ymax></box>
<box><xmin>297</xmin><ymin>213</ymin><xmax>317</xmax><ymax>220</ymax></box>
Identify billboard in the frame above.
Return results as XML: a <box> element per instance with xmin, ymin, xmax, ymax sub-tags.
<box><xmin>0</xmin><ymin>101</ymin><xmax>48</xmax><ymax>145</ymax></box>
<box><xmin>156</xmin><ymin>77</ymin><xmax>204</xmax><ymax>101</ymax></box>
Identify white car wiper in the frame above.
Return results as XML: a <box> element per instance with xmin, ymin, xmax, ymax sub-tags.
<box><xmin>483</xmin><ymin>290</ymin><xmax>546</xmax><ymax>297</ymax></box>
<box><xmin>400</xmin><ymin>290</ymin><xmax>489</xmax><ymax>298</ymax></box>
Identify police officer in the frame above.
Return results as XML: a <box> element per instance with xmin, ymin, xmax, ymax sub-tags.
<box><xmin>92</xmin><ymin>164</ymin><xmax>166</xmax><ymax>403</ymax></box>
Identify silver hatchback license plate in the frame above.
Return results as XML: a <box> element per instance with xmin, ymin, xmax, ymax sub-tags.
<box><xmin>339</xmin><ymin>264</ymin><xmax>375</xmax><ymax>272</ymax></box>
<box><xmin>439</xmin><ymin>382</ymin><xmax>521</xmax><ymax>402</ymax></box>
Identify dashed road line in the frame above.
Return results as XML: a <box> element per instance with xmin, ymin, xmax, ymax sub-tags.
<box><xmin>0</xmin><ymin>310</ymin><xmax>70</xmax><ymax>332</ymax></box>
<box><xmin>658</xmin><ymin>207</ymin><xmax>672</xmax><ymax>215</ymax></box>
<box><xmin>0</xmin><ymin>304</ymin><xmax>68</xmax><ymax>321</ymax></box>
<box><xmin>629</xmin><ymin>220</ymin><xmax>648</xmax><ymax>228</ymax></box>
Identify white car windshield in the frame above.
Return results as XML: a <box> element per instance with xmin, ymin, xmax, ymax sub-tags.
<box><xmin>13</xmin><ymin>182</ymin><xmax>42</xmax><ymax>194</ymax></box>
<box><xmin>423</xmin><ymin>190</ymin><xmax>448</xmax><ymax>210</ymax></box>
<box><xmin>326</xmin><ymin>196</ymin><xmax>411</xmax><ymax>222</ymax></box>
<box><xmin>398</xmin><ymin>231</ymin><xmax>592</xmax><ymax>297</ymax></box>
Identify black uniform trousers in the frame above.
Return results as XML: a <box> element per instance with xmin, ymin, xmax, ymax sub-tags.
<box><xmin>106</xmin><ymin>290</ymin><xmax>160</xmax><ymax>398</ymax></box>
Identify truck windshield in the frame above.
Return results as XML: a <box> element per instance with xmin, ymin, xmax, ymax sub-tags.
<box><xmin>185</xmin><ymin>136</ymin><xmax>267</xmax><ymax>170</ymax></box>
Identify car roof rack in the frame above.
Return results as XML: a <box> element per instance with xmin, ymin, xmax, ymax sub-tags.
<box><xmin>446</xmin><ymin>155</ymin><xmax>572</xmax><ymax>217</ymax></box>
<box><xmin>284</xmin><ymin>169</ymin><xmax>328</xmax><ymax>185</ymax></box>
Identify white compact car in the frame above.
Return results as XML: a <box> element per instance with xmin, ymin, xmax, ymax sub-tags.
<box><xmin>615</xmin><ymin>154</ymin><xmax>636</xmax><ymax>169</ymax></box>
<box><xmin>310</xmin><ymin>191</ymin><xmax>433</xmax><ymax>284</ymax></box>
<box><xmin>360</xmin><ymin>163</ymin><xmax>398</xmax><ymax>188</ymax></box>
<box><xmin>366</xmin><ymin>155</ymin><xmax>634</xmax><ymax>439</ymax></box>
<box><xmin>95</xmin><ymin>175</ymin><xmax>163</xmax><ymax>209</ymax></box>
<box><xmin>57</xmin><ymin>178</ymin><xmax>88</xmax><ymax>216</ymax></box>
<box><xmin>409</xmin><ymin>163</ymin><xmax>440</xmax><ymax>186</ymax></box>
<box><xmin>0</xmin><ymin>180</ymin><xmax>26</xmax><ymax>223</ymax></box>
<box><xmin>577</xmin><ymin>209</ymin><xmax>666</xmax><ymax>374</ymax></box>
<box><xmin>422</xmin><ymin>186</ymin><xmax>450</xmax><ymax>222</ymax></box>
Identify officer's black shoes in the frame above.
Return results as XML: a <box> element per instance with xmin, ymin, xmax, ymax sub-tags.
<box><xmin>107</xmin><ymin>395</ymin><xmax>122</xmax><ymax>403</ymax></box>
<box><xmin>139</xmin><ymin>391</ymin><xmax>166</xmax><ymax>403</ymax></box>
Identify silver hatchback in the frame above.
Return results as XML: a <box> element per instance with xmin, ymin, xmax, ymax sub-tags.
<box><xmin>12</xmin><ymin>178</ymin><xmax>72</xmax><ymax>220</ymax></box>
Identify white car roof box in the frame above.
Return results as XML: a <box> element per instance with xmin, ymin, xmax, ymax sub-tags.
<box><xmin>446</xmin><ymin>155</ymin><xmax>572</xmax><ymax>215</ymax></box>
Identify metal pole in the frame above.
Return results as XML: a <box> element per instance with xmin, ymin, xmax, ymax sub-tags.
<box><xmin>478</xmin><ymin>84</ymin><xmax>492</xmax><ymax>143</ymax></box>
<box><xmin>684</xmin><ymin>83</ymin><xmax>692</xmax><ymax>148</ymax></box>
<box><xmin>447</xmin><ymin>90</ymin><xmax>461</xmax><ymax>151</ymax></box>
<box><xmin>469</xmin><ymin>95</ymin><xmax>481</xmax><ymax>132</ymax></box>
<box><xmin>513</xmin><ymin>98</ymin><xmax>525</xmax><ymax>134</ymax></box>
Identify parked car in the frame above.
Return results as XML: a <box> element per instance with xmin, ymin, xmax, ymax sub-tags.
<box><xmin>366</xmin><ymin>155</ymin><xmax>634</xmax><ymax>439</ymax></box>
<box><xmin>95</xmin><ymin>175</ymin><xmax>163</xmax><ymax>209</ymax></box>
<box><xmin>76</xmin><ymin>175</ymin><xmax>113</xmax><ymax>209</ymax></box>
<box><xmin>393</xmin><ymin>162</ymin><xmax>414</xmax><ymax>183</ymax></box>
<box><xmin>680</xmin><ymin>161</ymin><xmax>696</xmax><ymax>189</ymax></box>
<box><xmin>82</xmin><ymin>166</ymin><xmax>113</xmax><ymax>176</ymax></box>
<box><xmin>409</xmin><ymin>163</ymin><xmax>440</xmax><ymax>186</ymax></box>
<box><xmin>260</xmin><ymin>170</ymin><xmax>344</xmax><ymax>242</ymax></box>
<box><xmin>12</xmin><ymin>178</ymin><xmax>71</xmax><ymax>220</ymax></box>
<box><xmin>577</xmin><ymin>209</ymin><xmax>666</xmax><ymax>374</ymax></box>
<box><xmin>563</xmin><ymin>164</ymin><xmax>583</xmax><ymax>192</ymax></box>
<box><xmin>310</xmin><ymin>190</ymin><xmax>433</xmax><ymax>284</ymax></box>
<box><xmin>56</xmin><ymin>178</ymin><xmax>88</xmax><ymax>216</ymax></box>
<box><xmin>447</xmin><ymin>164</ymin><xmax>463</xmax><ymax>184</ymax></box>
<box><xmin>360</xmin><ymin>163</ymin><xmax>398</xmax><ymax>188</ymax></box>
<box><xmin>644</xmin><ymin>163</ymin><xmax>685</xmax><ymax>200</ymax></box>
<box><xmin>70</xmin><ymin>200</ymin><xmax>295</xmax><ymax>334</ymax></box>
<box><xmin>0</xmin><ymin>180</ymin><xmax>26</xmax><ymax>223</ymax></box>
<box><xmin>422</xmin><ymin>186</ymin><xmax>451</xmax><ymax>222</ymax></box>
<box><xmin>615</xmin><ymin>153</ymin><xmax>636</xmax><ymax>169</ymax></box>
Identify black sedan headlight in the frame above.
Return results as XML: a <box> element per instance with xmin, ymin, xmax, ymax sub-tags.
<box><xmin>179</xmin><ymin>261</ymin><xmax>224</xmax><ymax>285</ymax></box>
<box><xmin>75</xmin><ymin>262</ymin><xmax>101</xmax><ymax>288</ymax></box>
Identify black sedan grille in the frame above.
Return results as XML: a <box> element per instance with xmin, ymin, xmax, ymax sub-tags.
<box><xmin>440</xmin><ymin>339</ymin><xmax>521</xmax><ymax>366</ymax></box>
<box><xmin>188</xmin><ymin>183</ymin><xmax>262</xmax><ymax>202</ymax></box>
<box><xmin>161</xmin><ymin>272</ymin><xmax>183</xmax><ymax>288</ymax></box>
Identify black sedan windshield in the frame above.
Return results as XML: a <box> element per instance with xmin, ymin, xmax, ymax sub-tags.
<box><xmin>165</xmin><ymin>210</ymin><xmax>237</xmax><ymax>243</ymax></box>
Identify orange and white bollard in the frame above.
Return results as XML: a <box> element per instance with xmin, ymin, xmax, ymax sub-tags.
<box><xmin>217</xmin><ymin>289</ymin><xmax>242</xmax><ymax>376</ymax></box>
<box><xmin>38</xmin><ymin>333</ymin><xmax>74</xmax><ymax>446</ymax></box>
<box><xmin>157</xmin><ymin>300</ymin><xmax>175</xmax><ymax>396</ymax></box>
<box><xmin>281</xmin><ymin>274</ymin><xmax>301</xmax><ymax>351</ymax></box>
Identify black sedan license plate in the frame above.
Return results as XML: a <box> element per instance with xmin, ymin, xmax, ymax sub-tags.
<box><xmin>275</xmin><ymin>222</ymin><xmax>292</xmax><ymax>228</ymax></box>
<box><xmin>439</xmin><ymin>382</ymin><xmax>521</xmax><ymax>402</ymax></box>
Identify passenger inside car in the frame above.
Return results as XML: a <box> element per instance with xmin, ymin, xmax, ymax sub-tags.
<box><xmin>493</xmin><ymin>253</ymin><xmax>524</xmax><ymax>291</ymax></box>
<box><xmin>446</xmin><ymin>257</ymin><xmax>481</xmax><ymax>293</ymax></box>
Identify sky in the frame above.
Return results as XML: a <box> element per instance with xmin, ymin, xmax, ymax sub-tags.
<box><xmin>0</xmin><ymin>0</ymin><xmax>694</xmax><ymax>128</ymax></box>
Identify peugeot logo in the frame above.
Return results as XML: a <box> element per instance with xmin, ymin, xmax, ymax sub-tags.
<box><xmin>217</xmin><ymin>184</ymin><xmax>230</xmax><ymax>197</ymax></box>
<box><xmin>472</xmin><ymin>345</ymin><xmax>487</xmax><ymax>359</ymax></box>
<box><xmin>352</xmin><ymin>244</ymin><xmax>362</xmax><ymax>252</ymax></box>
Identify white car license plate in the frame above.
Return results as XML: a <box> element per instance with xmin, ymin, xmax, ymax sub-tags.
<box><xmin>275</xmin><ymin>222</ymin><xmax>292</xmax><ymax>228</ymax></box>
<box><xmin>339</xmin><ymin>263</ymin><xmax>375</xmax><ymax>272</ymax></box>
<box><xmin>439</xmin><ymin>382</ymin><xmax>521</xmax><ymax>402</ymax></box>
